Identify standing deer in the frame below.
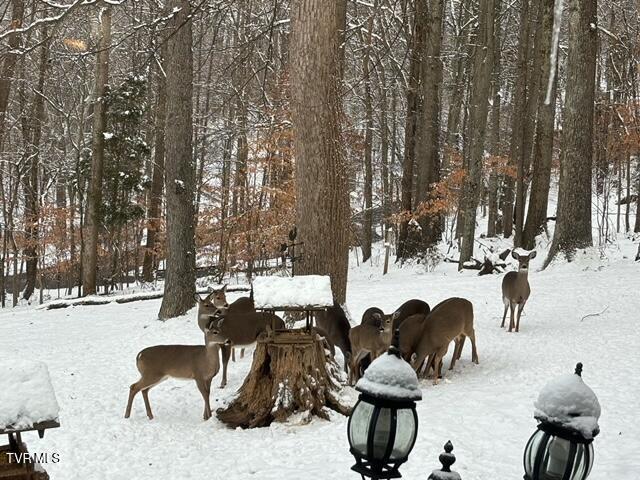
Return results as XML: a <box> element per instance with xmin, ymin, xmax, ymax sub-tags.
<box><xmin>405</xmin><ymin>297</ymin><xmax>478</xmax><ymax>384</ymax></box>
<box><xmin>206</xmin><ymin>308</ymin><xmax>285</xmax><ymax>355</ymax></box>
<box><xmin>315</xmin><ymin>302</ymin><xmax>352</xmax><ymax>372</ymax></box>
<box><xmin>390</xmin><ymin>299</ymin><xmax>431</xmax><ymax>329</ymax></box>
<box><xmin>501</xmin><ymin>250</ymin><xmax>536</xmax><ymax>333</ymax></box>
<box><xmin>124</xmin><ymin>329</ymin><xmax>220</xmax><ymax>421</ymax></box>
<box><xmin>348</xmin><ymin>312</ymin><xmax>393</xmax><ymax>385</ymax></box>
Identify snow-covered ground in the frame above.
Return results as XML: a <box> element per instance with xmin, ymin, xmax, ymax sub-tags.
<box><xmin>1</xmin><ymin>234</ymin><xmax>638</xmax><ymax>479</ymax></box>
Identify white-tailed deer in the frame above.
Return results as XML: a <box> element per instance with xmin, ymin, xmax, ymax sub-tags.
<box><xmin>124</xmin><ymin>330</ymin><xmax>220</xmax><ymax>421</ymax></box>
<box><xmin>315</xmin><ymin>302</ymin><xmax>352</xmax><ymax>372</ymax></box>
<box><xmin>406</xmin><ymin>297</ymin><xmax>478</xmax><ymax>384</ymax></box>
<box><xmin>348</xmin><ymin>312</ymin><xmax>393</xmax><ymax>385</ymax></box>
<box><xmin>501</xmin><ymin>250</ymin><xmax>536</xmax><ymax>333</ymax></box>
<box><xmin>195</xmin><ymin>286</ymin><xmax>254</xmax><ymax>387</ymax></box>
<box><xmin>206</xmin><ymin>308</ymin><xmax>284</xmax><ymax>353</ymax></box>
<box><xmin>390</xmin><ymin>299</ymin><xmax>430</xmax><ymax>330</ymax></box>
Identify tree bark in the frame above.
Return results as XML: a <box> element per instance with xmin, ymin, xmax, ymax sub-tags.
<box><xmin>158</xmin><ymin>0</ymin><xmax>197</xmax><ymax>319</ymax></box>
<box><xmin>458</xmin><ymin>0</ymin><xmax>496</xmax><ymax>268</ymax></box>
<box><xmin>523</xmin><ymin>0</ymin><xmax>558</xmax><ymax>249</ymax></box>
<box><xmin>544</xmin><ymin>0</ymin><xmax>597</xmax><ymax>266</ymax></box>
<box><xmin>290</xmin><ymin>0</ymin><xmax>349</xmax><ymax>304</ymax></box>
<box><xmin>82</xmin><ymin>7</ymin><xmax>112</xmax><ymax>296</ymax></box>
<box><xmin>142</xmin><ymin>52</ymin><xmax>167</xmax><ymax>283</ymax></box>
<box><xmin>0</xmin><ymin>0</ymin><xmax>24</xmax><ymax>147</ymax></box>
<box><xmin>361</xmin><ymin>9</ymin><xmax>374</xmax><ymax>263</ymax></box>
<box><xmin>397</xmin><ymin>0</ymin><xmax>427</xmax><ymax>259</ymax></box>
<box><xmin>414</xmin><ymin>0</ymin><xmax>444</xmax><ymax>249</ymax></box>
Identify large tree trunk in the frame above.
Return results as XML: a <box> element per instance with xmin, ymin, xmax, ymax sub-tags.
<box><xmin>158</xmin><ymin>0</ymin><xmax>196</xmax><ymax>319</ymax></box>
<box><xmin>0</xmin><ymin>0</ymin><xmax>23</xmax><ymax>147</ymax></box>
<box><xmin>523</xmin><ymin>0</ymin><xmax>557</xmax><ymax>249</ymax></box>
<box><xmin>397</xmin><ymin>0</ymin><xmax>427</xmax><ymax>260</ymax></box>
<box><xmin>414</xmin><ymin>0</ymin><xmax>444</xmax><ymax>249</ymax></box>
<box><xmin>544</xmin><ymin>0</ymin><xmax>597</xmax><ymax>266</ymax></box>
<box><xmin>82</xmin><ymin>7</ymin><xmax>112</xmax><ymax>296</ymax></box>
<box><xmin>503</xmin><ymin>0</ymin><xmax>532</xmax><ymax>240</ymax></box>
<box><xmin>361</xmin><ymin>10</ymin><xmax>374</xmax><ymax>263</ymax></box>
<box><xmin>458</xmin><ymin>0</ymin><xmax>496</xmax><ymax>267</ymax></box>
<box><xmin>290</xmin><ymin>0</ymin><xmax>349</xmax><ymax>303</ymax></box>
<box><xmin>21</xmin><ymin>31</ymin><xmax>49</xmax><ymax>300</ymax></box>
<box><xmin>142</xmin><ymin>53</ymin><xmax>167</xmax><ymax>283</ymax></box>
<box><xmin>216</xmin><ymin>329</ymin><xmax>350</xmax><ymax>428</ymax></box>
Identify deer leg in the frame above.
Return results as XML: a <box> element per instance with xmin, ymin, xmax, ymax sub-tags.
<box><xmin>124</xmin><ymin>383</ymin><xmax>140</xmax><ymax>419</ymax></box>
<box><xmin>231</xmin><ymin>348</ymin><xmax>236</xmax><ymax>362</ymax></box>
<box><xmin>516</xmin><ymin>302</ymin><xmax>526</xmax><ymax>333</ymax></box>
<box><xmin>501</xmin><ymin>299</ymin><xmax>509</xmax><ymax>328</ymax></box>
<box><xmin>468</xmin><ymin>329</ymin><xmax>479</xmax><ymax>364</ymax></box>
<box><xmin>508</xmin><ymin>302</ymin><xmax>516</xmax><ymax>332</ymax></box>
<box><xmin>432</xmin><ymin>346</ymin><xmax>448</xmax><ymax>385</ymax></box>
<box><xmin>141</xmin><ymin>389</ymin><xmax>154</xmax><ymax>420</ymax></box>
<box><xmin>349</xmin><ymin>351</ymin><xmax>362</xmax><ymax>385</ymax></box>
<box><xmin>126</xmin><ymin>375</ymin><xmax>162</xmax><ymax>419</ymax></box>
<box><xmin>412</xmin><ymin>349</ymin><xmax>429</xmax><ymax>375</ymax></box>
<box><xmin>219</xmin><ymin>344</ymin><xmax>231</xmax><ymax>388</ymax></box>
<box><xmin>240</xmin><ymin>348</ymin><xmax>245</xmax><ymax>359</ymax></box>
<box><xmin>196</xmin><ymin>378</ymin><xmax>212</xmax><ymax>420</ymax></box>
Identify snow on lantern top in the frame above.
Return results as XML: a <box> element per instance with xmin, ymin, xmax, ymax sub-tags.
<box><xmin>534</xmin><ymin>363</ymin><xmax>601</xmax><ymax>439</ymax></box>
<box><xmin>0</xmin><ymin>361</ymin><xmax>60</xmax><ymax>431</ymax></box>
<box><xmin>356</xmin><ymin>352</ymin><xmax>422</xmax><ymax>401</ymax></box>
<box><xmin>252</xmin><ymin>275</ymin><xmax>334</xmax><ymax>309</ymax></box>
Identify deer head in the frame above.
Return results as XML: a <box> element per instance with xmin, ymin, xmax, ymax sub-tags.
<box><xmin>512</xmin><ymin>250</ymin><xmax>537</xmax><ymax>272</ymax></box>
<box><xmin>195</xmin><ymin>285</ymin><xmax>229</xmax><ymax>309</ymax></box>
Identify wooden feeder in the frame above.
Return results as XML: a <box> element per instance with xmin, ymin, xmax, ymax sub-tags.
<box><xmin>0</xmin><ymin>362</ymin><xmax>60</xmax><ymax>480</ymax></box>
<box><xmin>216</xmin><ymin>275</ymin><xmax>351</xmax><ymax>428</ymax></box>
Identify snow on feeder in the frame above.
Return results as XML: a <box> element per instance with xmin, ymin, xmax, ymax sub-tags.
<box><xmin>348</xmin><ymin>331</ymin><xmax>422</xmax><ymax>479</ymax></box>
<box><xmin>524</xmin><ymin>363</ymin><xmax>600</xmax><ymax>480</ymax></box>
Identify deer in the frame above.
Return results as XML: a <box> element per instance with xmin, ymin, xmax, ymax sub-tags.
<box><xmin>390</xmin><ymin>299</ymin><xmax>431</xmax><ymax>330</ymax></box>
<box><xmin>501</xmin><ymin>249</ymin><xmax>537</xmax><ymax>333</ymax></box>
<box><xmin>314</xmin><ymin>302</ymin><xmax>352</xmax><ymax>372</ymax></box>
<box><xmin>404</xmin><ymin>297</ymin><xmax>478</xmax><ymax>384</ymax></box>
<box><xmin>348</xmin><ymin>311</ymin><xmax>393</xmax><ymax>385</ymax></box>
<box><xmin>124</xmin><ymin>328</ymin><xmax>220</xmax><ymax>421</ymax></box>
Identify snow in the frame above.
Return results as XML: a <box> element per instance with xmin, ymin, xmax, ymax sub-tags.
<box><xmin>0</xmin><ymin>361</ymin><xmax>60</xmax><ymax>430</ymax></box>
<box><xmin>252</xmin><ymin>275</ymin><xmax>333</xmax><ymax>308</ymax></box>
<box><xmin>356</xmin><ymin>352</ymin><xmax>422</xmax><ymax>401</ymax></box>
<box><xmin>103</xmin><ymin>132</ymin><xmax>114</xmax><ymax>140</ymax></box>
<box><xmin>534</xmin><ymin>370</ymin><xmax>601</xmax><ymax>439</ymax></box>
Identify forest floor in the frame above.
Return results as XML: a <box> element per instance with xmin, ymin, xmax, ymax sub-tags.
<box><xmin>1</xmin><ymin>210</ymin><xmax>639</xmax><ymax>479</ymax></box>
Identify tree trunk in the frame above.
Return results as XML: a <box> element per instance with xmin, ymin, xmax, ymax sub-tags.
<box><xmin>291</xmin><ymin>0</ymin><xmax>349</xmax><ymax>303</ymax></box>
<box><xmin>523</xmin><ymin>0</ymin><xmax>558</xmax><ymax>249</ymax></box>
<box><xmin>82</xmin><ymin>7</ymin><xmax>112</xmax><ymax>296</ymax></box>
<box><xmin>458</xmin><ymin>0</ymin><xmax>496</xmax><ymax>268</ymax></box>
<box><xmin>414</xmin><ymin>0</ymin><xmax>444</xmax><ymax>249</ymax></box>
<box><xmin>397</xmin><ymin>0</ymin><xmax>427</xmax><ymax>260</ymax></box>
<box><xmin>486</xmin><ymin>0</ymin><xmax>502</xmax><ymax>238</ymax></box>
<box><xmin>158</xmin><ymin>0</ymin><xmax>196</xmax><ymax>319</ymax></box>
<box><xmin>216</xmin><ymin>329</ymin><xmax>349</xmax><ymax>428</ymax></box>
<box><xmin>142</xmin><ymin>52</ymin><xmax>167</xmax><ymax>283</ymax></box>
<box><xmin>0</xmin><ymin>0</ymin><xmax>23</xmax><ymax>147</ymax></box>
<box><xmin>544</xmin><ymin>0</ymin><xmax>597</xmax><ymax>266</ymax></box>
<box><xmin>361</xmin><ymin>9</ymin><xmax>374</xmax><ymax>263</ymax></box>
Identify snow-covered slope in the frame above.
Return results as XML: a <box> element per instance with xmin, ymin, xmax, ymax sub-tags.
<box><xmin>1</xmin><ymin>237</ymin><xmax>639</xmax><ymax>479</ymax></box>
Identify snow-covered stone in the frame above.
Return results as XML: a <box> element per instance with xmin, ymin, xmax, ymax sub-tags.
<box><xmin>356</xmin><ymin>352</ymin><xmax>422</xmax><ymax>401</ymax></box>
<box><xmin>534</xmin><ymin>369</ymin><xmax>601</xmax><ymax>439</ymax></box>
<box><xmin>253</xmin><ymin>275</ymin><xmax>333</xmax><ymax>308</ymax></box>
<box><xmin>0</xmin><ymin>361</ymin><xmax>60</xmax><ymax>431</ymax></box>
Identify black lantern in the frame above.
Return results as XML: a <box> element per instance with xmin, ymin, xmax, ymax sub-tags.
<box><xmin>347</xmin><ymin>333</ymin><xmax>422</xmax><ymax>479</ymax></box>
<box><xmin>524</xmin><ymin>363</ymin><xmax>600</xmax><ymax>480</ymax></box>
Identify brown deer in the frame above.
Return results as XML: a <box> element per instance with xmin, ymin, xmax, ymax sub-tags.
<box><xmin>501</xmin><ymin>250</ymin><xmax>536</xmax><ymax>333</ymax></box>
<box><xmin>348</xmin><ymin>312</ymin><xmax>393</xmax><ymax>385</ymax></box>
<box><xmin>314</xmin><ymin>302</ymin><xmax>352</xmax><ymax>372</ymax></box>
<box><xmin>124</xmin><ymin>329</ymin><xmax>220</xmax><ymax>421</ymax></box>
<box><xmin>390</xmin><ymin>299</ymin><xmax>431</xmax><ymax>329</ymax></box>
<box><xmin>406</xmin><ymin>297</ymin><xmax>478</xmax><ymax>384</ymax></box>
<box><xmin>206</xmin><ymin>308</ymin><xmax>285</xmax><ymax>354</ymax></box>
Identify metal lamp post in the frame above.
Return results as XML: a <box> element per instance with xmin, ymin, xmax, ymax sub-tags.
<box><xmin>347</xmin><ymin>333</ymin><xmax>422</xmax><ymax>479</ymax></box>
<box><xmin>523</xmin><ymin>363</ymin><xmax>601</xmax><ymax>480</ymax></box>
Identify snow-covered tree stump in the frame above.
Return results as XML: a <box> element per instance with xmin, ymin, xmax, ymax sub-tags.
<box><xmin>216</xmin><ymin>329</ymin><xmax>351</xmax><ymax>428</ymax></box>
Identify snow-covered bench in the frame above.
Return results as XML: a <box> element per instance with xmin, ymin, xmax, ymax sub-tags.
<box><xmin>0</xmin><ymin>361</ymin><xmax>60</xmax><ymax>447</ymax></box>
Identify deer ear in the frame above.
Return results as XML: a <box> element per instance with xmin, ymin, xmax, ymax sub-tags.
<box><xmin>372</xmin><ymin>312</ymin><xmax>382</xmax><ymax>321</ymax></box>
<box><xmin>511</xmin><ymin>250</ymin><xmax>520</xmax><ymax>260</ymax></box>
<box><xmin>194</xmin><ymin>294</ymin><xmax>203</xmax><ymax>303</ymax></box>
<box><xmin>529</xmin><ymin>250</ymin><xmax>537</xmax><ymax>259</ymax></box>
<box><xmin>222</xmin><ymin>284</ymin><xmax>228</xmax><ymax>292</ymax></box>
<box><xmin>391</xmin><ymin>311</ymin><xmax>400</xmax><ymax>320</ymax></box>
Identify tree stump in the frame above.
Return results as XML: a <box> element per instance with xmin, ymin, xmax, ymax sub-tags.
<box><xmin>216</xmin><ymin>329</ymin><xmax>351</xmax><ymax>428</ymax></box>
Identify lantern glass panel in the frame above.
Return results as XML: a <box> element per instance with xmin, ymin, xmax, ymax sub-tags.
<box><xmin>390</xmin><ymin>408</ymin><xmax>416</xmax><ymax>460</ymax></box>
<box><xmin>542</xmin><ymin>436</ymin><xmax>571</xmax><ymax>478</ymax></box>
<box><xmin>349</xmin><ymin>400</ymin><xmax>375</xmax><ymax>454</ymax></box>
<box><xmin>524</xmin><ymin>429</ymin><xmax>547</xmax><ymax>476</ymax></box>
<box><xmin>371</xmin><ymin>407</ymin><xmax>392</xmax><ymax>459</ymax></box>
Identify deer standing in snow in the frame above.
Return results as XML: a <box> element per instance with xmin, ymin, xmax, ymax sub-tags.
<box><xmin>501</xmin><ymin>250</ymin><xmax>537</xmax><ymax>333</ymax></box>
<box><xmin>124</xmin><ymin>329</ymin><xmax>220</xmax><ymax>421</ymax></box>
<box><xmin>348</xmin><ymin>312</ymin><xmax>393</xmax><ymax>385</ymax></box>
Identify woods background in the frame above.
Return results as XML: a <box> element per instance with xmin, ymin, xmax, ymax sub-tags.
<box><xmin>0</xmin><ymin>0</ymin><xmax>638</xmax><ymax>316</ymax></box>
